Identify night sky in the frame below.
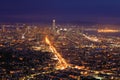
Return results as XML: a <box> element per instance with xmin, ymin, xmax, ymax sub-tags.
<box><xmin>0</xmin><ymin>0</ymin><xmax>120</xmax><ymax>24</ymax></box>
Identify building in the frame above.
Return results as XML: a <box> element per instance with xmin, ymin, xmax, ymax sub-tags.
<box><xmin>52</xmin><ymin>19</ymin><xmax>56</xmax><ymax>30</ymax></box>
<box><xmin>2</xmin><ymin>25</ymin><xmax>5</xmax><ymax>32</ymax></box>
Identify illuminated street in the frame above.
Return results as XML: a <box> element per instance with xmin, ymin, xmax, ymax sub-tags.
<box><xmin>45</xmin><ymin>36</ymin><xmax>69</xmax><ymax>70</ymax></box>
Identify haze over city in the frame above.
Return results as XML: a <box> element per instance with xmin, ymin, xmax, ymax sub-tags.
<box><xmin>1</xmin><ymin>0</ymin><xmax>120</xmax><ymax>24</ymax></box>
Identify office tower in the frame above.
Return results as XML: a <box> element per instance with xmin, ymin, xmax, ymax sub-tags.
<box><xmin>23</xmin><ymin>24</ymin><xmax>30</xmax><ymax>34</ymax></box>
<box><xmin>2</xmin><ymin>25</ymin><xmax>5</xmax><ymax>32</ymax></box>
<box><xmin>16</xmin><ymin>24</ymin><xmax>20</xmax><ymax>32</ymax></box>
<box><xmin>25</xmin><ymin>26</ymin><xmax>30</xmax><ymax>34</ymax></box>
<box><xmin>52</xmin><ymin>19</ymin><xmax>56</xmax><ymax>30</ymax></box>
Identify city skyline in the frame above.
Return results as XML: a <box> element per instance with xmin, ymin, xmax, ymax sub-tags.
<box><xmin>0</xmin><ymin>0</ymin><xmax>120</xmax><ymax>79</ymax></box>
<box><xmin>0</xmin><ymin>0</ymin><xmax>120</xmax><ymax>24</ymax></box>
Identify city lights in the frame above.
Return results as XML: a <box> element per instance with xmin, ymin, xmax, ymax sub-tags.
<box><xmin>0</xmin><ymin>23</ymin><xmax>119</xmax><ymax>80</ymax></box>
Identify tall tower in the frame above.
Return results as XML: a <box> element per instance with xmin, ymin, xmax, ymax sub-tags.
<box><xmin>52</xmin><ymin>19</ymin><xmax>56</xmax><ymax>30</ymax></box>
<box><xmin>26</xmin><ymin>26</ymin><xmax>30</xmax><ymax>34</ymax></box>
<box><xmin>2</xmin><ymin>25</ymin><xmax>5</xmax><ymax>32</ymax></box>
<box><xmin>16</xmin><ymin>24</ymin><xmax>20</xmax><ymax>32</ymax></box>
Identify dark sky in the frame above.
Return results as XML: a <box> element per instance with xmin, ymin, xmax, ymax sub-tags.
<box><xmin>0</xmin><ymin>0</ymin><xmax>120</xmax><ymax>24</ymax></box>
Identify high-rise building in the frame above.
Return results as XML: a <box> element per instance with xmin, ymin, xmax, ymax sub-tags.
<box><xmin>24</xmin><ymin>26</ymin><xmax>30</xmax><ymax>34</ymax></box>
<box><xmin>16</xmin><ymin>24</ymin><xmax>20</xmax><ymax>32</ymax></box>
<box><xmin>23</xmin><ymin>24</ymin><xmax>30</xmax><ymax>34</ymax></box>
<box><xmin>52</xmin><ymin>19</ymin><xmax>56</xmax><ymax>30</ymax></box>
<box><xmin>2</xmin><ymin>25</ymin><xmax>5</xmax><ymax>32</ymax></box>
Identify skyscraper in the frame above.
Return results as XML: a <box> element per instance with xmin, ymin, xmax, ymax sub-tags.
<box><xmin>25</xmin><ymin>26</ymin><xmax>30</xmax><ymax>34</ymax></box>
<box><xmin>2</xmin><ymin>25</ymin><xmax>5</xmax><ymax>32</ymax></box>
<box><xmin>52</xmin><ymin>19</ymin><xmax>56</xmax><ymax>30</ymax></box>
